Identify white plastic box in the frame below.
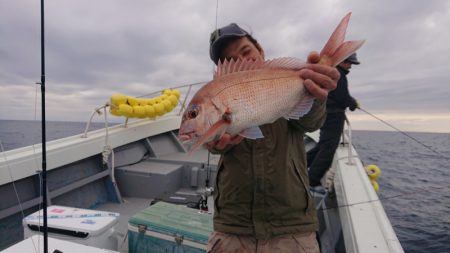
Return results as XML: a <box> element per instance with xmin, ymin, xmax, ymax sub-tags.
<box><xmin>23</xmin><ymin>205</ymin><xmax>119</xmax><ymax>251</ymax></box>
<box><xmin>0</xmin><ymin>235</ymin><xmax>118</xmax><ymax>253</ymax></box>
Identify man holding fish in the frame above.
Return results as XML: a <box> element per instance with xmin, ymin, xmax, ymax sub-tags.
<box><xmin>179</xmin><ymin>13</ymin><xmax>363</xmax><ymax>253</ymax></box>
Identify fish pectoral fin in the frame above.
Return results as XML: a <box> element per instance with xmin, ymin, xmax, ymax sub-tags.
<box><xmin>188</xmin><ymin>119</ymin><xmax>230</xmax><ymax>152</ymax></box>
<box><xmin>286</xmin><ymin>94</ymin><xmax>314</xmax><ymax>119</ymax></box>
<box><xmin>239</xmin><ymin>126</ymin><xmax>264</xmax><ymax>139</ymax></box>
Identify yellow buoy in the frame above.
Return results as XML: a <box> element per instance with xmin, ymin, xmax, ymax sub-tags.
<box><xmin>154</xmin><ymin>103</ymin><xmax>165</xmax><ymax>116</ymax></box>
<box><xmin>172</xmin><ymin>89</ymin><xmax>181</xmax><ymax>99</ymax></box>
<box><xmin>133</xmin><ymin>106</ymin><xmax>146</xmax><ymax>118</ymax></box>
<box><xmin>118</xmin><ymin>104</ymin><xmax>133</xmax><ymax>117</ymax></box>
<box><xmin>137</xmin><ymin>98</ymin><xmax>147</xmax><ymax>106</ymax></box>
<box><xmin>162</xmin><ymin>99</ymin><xmax>173</xmax><ymax>112</ymax></box>
<box><xmin>160</xmin><ymin>94</ymin><xmax>169</xmax><ymax>101</ymax></box>
<box><xmin>109</xmin><ymin>89</ymin><xmax>182</xmax><ymax>119</ymax></box>
<box><xmin>127</xmin><ymin>96</ymin><xmax>139</xmax><ymax>106</ymax></box>
<box><xmin>153</xmin><ymin>97</ymin><xmax>162</xmax><ymax>105</ymax></box>
<box><xmin>371</xmin><ymin>180</ymin><xmax>379</xmax><ymax>192</ymax></box>
<box><xmin>366</xmin><ymin>164</ymin><xmax>381</xmax><ymax>180</ymax></box>
<box><xmin>110</xmin><ymin>107</ymin><xmax>121</xmax><ymax>116</ymax></box>
<box><xmin>168</xmin><ymin>94</ymin><xmax>178</xmax><ymax>106</ymax></box>
<box><xmin>144</xmin><ymin>105</ymin><xmax>155</xmax><ymax>118</ymax></box>
<box><xmin>110</xmin><ymin>93</ymin><xmax>127</xmax><ymax>106</ymax></box>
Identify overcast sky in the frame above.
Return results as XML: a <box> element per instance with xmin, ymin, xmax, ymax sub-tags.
<box><xmin>0</xmin><ymin>0</ymin><xmax>449</xmax><ymax>133</ymax></box>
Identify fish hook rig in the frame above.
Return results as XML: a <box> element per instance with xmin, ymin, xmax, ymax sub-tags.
<box><xmin>109</xmin><ymin>89</ymin><xmax>181</xmax><ymax>118</ymax></box>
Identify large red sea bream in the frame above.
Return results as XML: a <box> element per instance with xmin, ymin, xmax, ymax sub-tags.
<box><xmin>179</xmin><ymin>13</ymin><xmax>364</xmax><ymax>151</ymax></box>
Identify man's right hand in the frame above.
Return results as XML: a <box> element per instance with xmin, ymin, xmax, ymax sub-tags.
<box><xmin>204</xmin><ymin>134</ymin><xmax>244</xmax><ymax>150</ymax></box>
<box><xmin>299</xmin><ymin>51</ymin><xmax>339</xmax><ymax>101</ymax></box>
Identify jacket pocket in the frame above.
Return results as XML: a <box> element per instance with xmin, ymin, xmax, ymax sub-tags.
<box><xmin>292</xmin><ymin>160</ymin><xmax>312</xmax><ymax>213</ymax></box>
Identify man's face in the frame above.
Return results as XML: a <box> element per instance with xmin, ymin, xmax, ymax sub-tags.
<box><xmin>221</xmin><ymin>37</ymin><xmax>264</xmax><ymax>62</ymax></box>
<box><xmin>339</xmin><ymin>61</ymin><xmax>352</xmax><ymax>70</ymax></box>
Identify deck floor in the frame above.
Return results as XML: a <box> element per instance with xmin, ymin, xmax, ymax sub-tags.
<box><xmin>94</xmin><ymin>187</ymin><xmax>213</xmax><ymax>253</ymax></box>
<box><xmin>96</xmin><ymin>197</ymin><xmax>153</xmax><ymax>253</ymax></box>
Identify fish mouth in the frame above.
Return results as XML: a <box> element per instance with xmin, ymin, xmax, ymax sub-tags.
<box><xmin>178</xmin><ymin>132</ymin><xmax>197</xmax><ymax>143</ymax></box>
<box><xmin>178</xmin><ymin>134</ymin><xmax>191</xmax><ymax>142</ymax></box>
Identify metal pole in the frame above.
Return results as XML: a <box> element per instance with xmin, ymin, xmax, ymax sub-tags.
<box><xmin>344</xmin><ymin>116</ymin><xmax>353</xmax><ymax>165</ymax></box>
<box><xmin>40</xmin><ymin>0</ymin><xmax>48</xmax><ymax>252</ymax></box>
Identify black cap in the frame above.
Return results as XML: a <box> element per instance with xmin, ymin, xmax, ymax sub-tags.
<box><xmin>345</xmin><ymin>53</ymin><xmax>360</xmax><ymax>65</ymax></box>
<box><xmin>209</xmin><ymin>23</ymin><xmax>250</xmax><ymax>64</ymax></box>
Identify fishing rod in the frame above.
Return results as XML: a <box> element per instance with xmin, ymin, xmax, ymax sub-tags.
<box><xmin>39</xmin><ymin>0</ymin><xmax>49</xmax><ymax>252</ymax></box>
<box><xmin>358</xmin><ymin>107</ymin><xmax>449</xmax><ymax>160</ymax></box>
<box><xmin>316</xmin><ymin>184</ymin><xmax>450</xmax><ymax>211</ymax></box>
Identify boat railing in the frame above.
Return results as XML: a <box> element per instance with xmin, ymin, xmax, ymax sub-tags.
<box><xmin>342</xmin><ymin>115</ymin><xmax>354</xmax><ymax>165</ymax></box>
<box><xmin>81</xmin><ymin>81</ymin><xmax>207</xmax><ymax>138</ymax></box>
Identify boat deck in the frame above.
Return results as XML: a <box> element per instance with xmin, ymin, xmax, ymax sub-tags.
<box><xmin>96</xmin><ymin>197</ymin><xmax>153</xmax><ymax>252</ymax></box>
<box><xmin>95</xmin><ymin>186</ymin><xmax>213</xmax><ymax>253</ymax></box>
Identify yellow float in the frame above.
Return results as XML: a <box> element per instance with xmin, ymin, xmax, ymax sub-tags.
<box><xmin>109</xmin><ymin>89</ymin><xmax>180</xmax><ymax>118</ymax></box>
<box><xmin>365</xmin><ymin>164</ymin><xmax>381</xmax><ymax>192</ymax></box>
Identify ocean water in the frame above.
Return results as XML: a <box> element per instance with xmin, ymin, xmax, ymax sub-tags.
<box><xmin>0</xmin><ymin>120</ymin><xmax>112</xmax><ymax>151</ymax></box>
<box><xmin>0</xmin><ymin>120</ymin><xmax>449</xmax><ymax>252</ymax></box>
<box><xmin>352</xmin><ymin>130</ymin><xmax>450</xmax><ymax>253</ymax></box>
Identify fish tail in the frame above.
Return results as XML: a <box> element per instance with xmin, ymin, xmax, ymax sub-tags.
<box><xmin>319</xmin><ymin>12</ymin><xmax>365</xmax><ymax>66</ymax></box>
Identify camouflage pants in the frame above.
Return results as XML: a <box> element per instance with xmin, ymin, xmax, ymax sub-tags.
<box><xmin>206</xmin><ymin>231</ymin><xmax>320</xmax><ymax>253</ymax></box>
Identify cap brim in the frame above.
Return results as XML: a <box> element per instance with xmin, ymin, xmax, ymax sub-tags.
<box><xmin>347</xmin><ymin>60</ymin><xmax>360</xmax><ymax>65</ymax></box>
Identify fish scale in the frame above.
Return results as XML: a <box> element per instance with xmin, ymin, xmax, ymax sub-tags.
<box><xmin>214</xmin><ymin>69</ymin><xmax>306</xmax><ymax>135</ymax></box>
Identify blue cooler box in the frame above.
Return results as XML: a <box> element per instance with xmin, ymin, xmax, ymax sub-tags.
<box><xmin>128</xmin><ymin>201</ymin><xmax>213</xmax><ymax>253</ymax></box>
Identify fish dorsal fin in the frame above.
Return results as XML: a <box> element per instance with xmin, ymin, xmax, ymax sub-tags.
<box><xmin>214</xmin><ymin>58</ymin><xmax>264</xmax><ymax>79</ymax></box>
<box><xmin>263</xmin><ymin>57</ymin><xmax>307</xmax><ymax>70</ymax></box>
<box><xmin>213</xmin><ymin>57</ymin><xmax>306</xmax><ymax>79</ymax></box>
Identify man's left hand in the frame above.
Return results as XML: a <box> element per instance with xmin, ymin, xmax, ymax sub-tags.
<box><xmin>299</xmin><ymin>51</ymin><xmax>339</xmax><ymax>100</ymax></box>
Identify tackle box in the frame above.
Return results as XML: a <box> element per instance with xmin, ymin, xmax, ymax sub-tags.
<box><xmin>128</xmin><ymin>201</ymin><xmax>213</xmax><ymax>253</ymax></box>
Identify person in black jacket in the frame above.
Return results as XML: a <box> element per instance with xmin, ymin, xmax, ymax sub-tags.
<box><xmin>307</xmin><ymin>53</ymin><xmax>360</xmax><ymax>189</ymax></box>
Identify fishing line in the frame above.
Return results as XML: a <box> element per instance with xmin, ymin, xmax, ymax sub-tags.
<box><xmin>215</xmin><ymin>0</ymin><xmax>219</xmax><ymax>31</ymax></box>
<box><xmin>358</xmin><ymin>107</ymin><xmax>449</xmax><ymax>160</ymax></box>
<box><xmin>0</xmin><ymin>82</ymin><xmax>43</xmax><ymax>241</ymax></box>
<box><xmin>0</xmin><ymin>140</ymin><xmax>27</xmax><ymax>220</ymax></box>
<box><xmin>316</xmin><ymin>184</ymin><xmax>450</xmax><ymax>212</ymax></box>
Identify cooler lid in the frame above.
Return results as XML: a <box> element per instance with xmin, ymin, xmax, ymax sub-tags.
<box><xmin>23</xmin><ymin>205</ymin><xmax>119</xmax><ymax>237</ymax></box>
<box><xmin>129</xmin><ymin>202</ymin><xmax>213</xmax><ymax>244</ymax></box>
<box><xmin>1</xmin><ymin>235</ymin><xmax>118</xmax><ymax>253</ymax></box>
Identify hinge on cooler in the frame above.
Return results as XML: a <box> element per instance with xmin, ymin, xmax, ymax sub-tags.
<box><xmin>174</xmin><ymin>234</ymin><xmax>184</xmax><ymax>245</ymax></box>
<box><xmin>137</xmin><ymin>224</ymin><xmax>147</xmax><ymax>233</ymax></box>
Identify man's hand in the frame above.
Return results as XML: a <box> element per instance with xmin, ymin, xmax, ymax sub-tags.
<box><xmin>204</xmin><ymin>134</ymin><xmax>244</xmax><ymax>151</ymax></box>
<box><xmin>299</xmin><ymin>51</ymin><xmax>339</xmax><ymax>100</ymax></box>
<box><xmin>350</xmin><ymin>99</ymin><xmax>360</xmax><ymax>111</ymax></box>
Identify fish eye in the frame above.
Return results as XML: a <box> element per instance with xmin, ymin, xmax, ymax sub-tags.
<box><xmin>187</xmin><ymin>107</ymin><xmax>199</xmax><ymax>119</ymax></box>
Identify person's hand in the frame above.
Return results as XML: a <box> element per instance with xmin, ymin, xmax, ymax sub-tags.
<box><xmin>204</xmin><ymin>133</ymin><xmax>244</xmax><ymax>150</ymax></box>
<box><xmin>349</xmin><ymin>99</ymin><xmax>360</xmax><ymax>111</ymax></box>
<box><xmin>299</xmin><ymin>51</ymin><xmax>339</xmax><ymax>100</ymax></box>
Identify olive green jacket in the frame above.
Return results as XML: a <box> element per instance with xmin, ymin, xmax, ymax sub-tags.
<box><xmin>211</xmin><ymin>99</ymin><xmax>326</xmax><ymax>239</ymax></box>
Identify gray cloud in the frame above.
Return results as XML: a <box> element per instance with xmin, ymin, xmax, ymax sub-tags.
<box><xmin>1</xmin><ymin>0</ymin><xmax>449</xmax><ymax>131</ymax></box>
